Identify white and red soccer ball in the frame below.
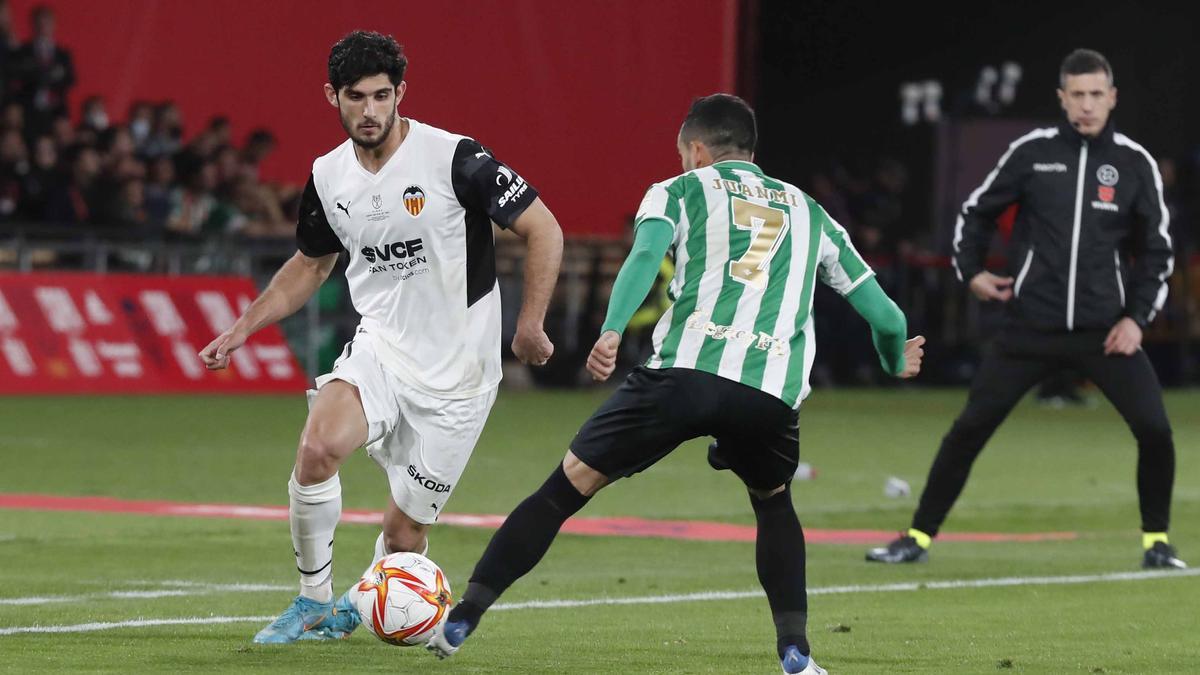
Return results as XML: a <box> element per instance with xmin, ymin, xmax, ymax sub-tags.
<box><xmin>349</xmin><ymin>552</ymin><xmax>452</xmax><ymax>646</ymax></box>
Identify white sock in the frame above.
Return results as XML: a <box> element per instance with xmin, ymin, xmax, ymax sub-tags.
<box><xmin>289</xmin><ymin>471</ymin><xmax>341</xmax><ymax>603</ymax></box>
<box><xmin>373</xmin><ymin>531</ymin><xmax>388</xmax><ymax>561</ymax></box>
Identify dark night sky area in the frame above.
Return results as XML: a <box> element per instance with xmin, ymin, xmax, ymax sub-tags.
<box><xmin>751</xmin><ymin>1</ymin><xmax>1200</xmax><ymax>235</ymax></box>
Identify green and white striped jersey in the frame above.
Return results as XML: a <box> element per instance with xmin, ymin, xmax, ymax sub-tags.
<box><xmin>636</xmin><ymin>160</ymin><xmax>873</xmax><ymax>408</ymax></box>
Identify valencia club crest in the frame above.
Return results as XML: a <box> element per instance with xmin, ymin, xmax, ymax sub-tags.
<box><xmin>403</xmin><ymin>185</ymin><xmax>426</xmax><ymax>217</ymax></box>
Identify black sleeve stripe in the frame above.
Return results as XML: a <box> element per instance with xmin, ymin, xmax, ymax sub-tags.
<box><xmin>451</xmin><ymin>137</ymin><xmax>539</xmax><ymax>230</ymax></box>
<box><xmin>296</xmin><ymin>174</ymin><xmax>344</xmax><ymax>257</ymax></box>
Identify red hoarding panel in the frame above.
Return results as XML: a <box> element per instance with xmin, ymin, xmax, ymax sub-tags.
<box><xmin>0</xmin><ymin>273</ymin><xmax>307</xmax><ymax>394</ymax></box>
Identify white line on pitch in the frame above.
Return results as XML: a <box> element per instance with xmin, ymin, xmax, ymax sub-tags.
<box><xmin>136</xmin><ymin>580</ymin><xmax>294</xmax><ymax>592</ymax></box>
<box><xmin>0</xmin><ymin>616</ymin><xmax>275</xmax><ymax>636</ymax></box>
<box><xmin>0</xmin><ymin>590</ymin><xmax>193</xmax><ymax>606</ymax></box>
<box><xmin>0</xmin><ymin>568</ymin><xmax>1195</xmax><ymax>635</ymax></box>
<box><xmin>492</xmin><ymin>567</ymin><xmax>1200</xmax><ymax>610</ymax></box>
<box><xmin>0</xmin><ymin>582</ymin><xmax>290</xmax><ymax>607</ymax></box>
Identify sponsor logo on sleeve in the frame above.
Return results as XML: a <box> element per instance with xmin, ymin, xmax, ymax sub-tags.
<box><xmin>496</xmin><ymin>167</ymin><xmax>529</xmax><ymax>207</ymax></box>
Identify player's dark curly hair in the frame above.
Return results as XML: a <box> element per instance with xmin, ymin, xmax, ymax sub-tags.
<box><xmin>680</xmin><ymin>93</ymin><xmax>756</xmax><ymax>155</ymax></box>
<box><xmin>327</xmin><ymin>31</ymin><xmax>408</xmax><ymax>92</ymax></box>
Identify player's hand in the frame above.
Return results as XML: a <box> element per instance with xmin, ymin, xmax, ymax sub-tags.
<box><xmin>1104</xmin><ymin>317</ymin><xmax>1142</xmax><ymax>355</ymax></box>
<box><xmin>898</xmin><ymin>335</ymin><xmax>925</xmax><ymax>379</ymax></box>
<box><xmin>586</xmin><ymin>331</ymin><xmax>621</xmax><ymax>382</ymax></box>
<box><xmin>199</xmin><ymin>328</ymin><xmax>248</xmax><ymax>371</ymax></box>
<box><xmin>512</xmin><ymin>321</ymin><xmax>554</xmax><ymax>366</ymax></box>
<box><xmin>968</xmin><ymin>271</ymin><xmax>1014</xmax><ymax>302</ymax></box>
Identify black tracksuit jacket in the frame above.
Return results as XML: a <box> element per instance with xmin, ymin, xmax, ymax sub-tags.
<box><xmin>952</xmin><ymin>119</ymin><xmax>1173</xmax><ymax>331</ymax></box>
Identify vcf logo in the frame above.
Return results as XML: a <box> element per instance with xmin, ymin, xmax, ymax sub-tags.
<box><xmin>360</xmin><ymin>238</ymin><xmax>424</xmax><ymax>263</ymax></box>
<box><xmin>403</xmin><ymin>185</ymin><xmax>425</xmax><ymax>217</ymax></box>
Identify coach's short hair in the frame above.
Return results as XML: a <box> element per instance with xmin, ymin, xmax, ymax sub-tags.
<box><xmin>328</xmin><ymin>31</ymin><xmax>407</xmax><ymax>92</ymax></box>
<box><xmin>1059</xmin><ymin>49</ymin><xmax>1113</xmax><ymax>87</ymax></box>
<box><xmin>680</xmin><ymin>94</ymin><xmax>757</xmax><ymax>155</ymax></box>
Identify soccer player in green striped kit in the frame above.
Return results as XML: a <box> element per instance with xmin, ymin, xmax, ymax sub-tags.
<box><xmin>428</xmin><ymin>94</ymin><xmax>924</xmax><ymax>673</ymax></box>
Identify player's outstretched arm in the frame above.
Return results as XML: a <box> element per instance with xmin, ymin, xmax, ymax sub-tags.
<box><xmin>508</xmin><ymin>198</ymin><xmax>564</xmax><ymax>366</ymax></box>
<box><xmin>845</xmin><ymin>277</ymin><xmax>923</xmax><ymax>378</ymax></box>
<box><xmin>586</xmin><ymin>220</ymin><xmax>674</xmax><ymax>381</ymax></box>
<box><xmin>199</xmin><ymin>251</ymin><xmax>339</xmax><ymax>370</ymax></box>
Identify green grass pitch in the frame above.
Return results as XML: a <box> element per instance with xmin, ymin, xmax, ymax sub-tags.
<box><xmin>1</xmin><ymin>387</ymin><xmax>1197</xmax><ymax>673</ymax></box>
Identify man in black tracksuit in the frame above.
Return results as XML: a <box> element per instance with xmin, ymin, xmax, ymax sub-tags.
<box><xmin>867</xmin><ymin>49</ymin><xmax>1186</xmax><ymax>568</ymax></box>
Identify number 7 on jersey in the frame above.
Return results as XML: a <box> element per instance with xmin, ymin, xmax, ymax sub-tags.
<box><xmin>728</xmin><ymin>197</ymin><xmax>789</xmax><ymax>290</ymax></box>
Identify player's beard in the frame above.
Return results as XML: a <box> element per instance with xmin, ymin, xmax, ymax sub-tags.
<box><xmin>344</xmin><ymin>112</ymin><xmax>397</xmax><ymax>150</ymax></box>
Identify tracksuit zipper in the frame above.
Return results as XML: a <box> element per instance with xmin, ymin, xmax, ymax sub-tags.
<box><xmin>1066</xmin><ymin>140</ymin><xmax>1087</xmax><ymax>330</ymax></box>
<box><xmin>1114</xmin><ymin>250</ymin><xmax>1125</xmax><ymax>307</ymax></box>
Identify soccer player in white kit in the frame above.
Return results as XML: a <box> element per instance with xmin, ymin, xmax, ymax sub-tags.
<box><xmin>198</xmin><ymin>31</ymin><xmax>563</xmax><ymax>643</ymax></box>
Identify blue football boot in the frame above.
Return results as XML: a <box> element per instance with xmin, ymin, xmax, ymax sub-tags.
<box><xmin>301</xmin><ymin>590</ymin><xmax>362</xmax><ymax>640</ymax></box>
<box><xmin>425</xmin><ymin>614</ymin><xmax>471</xmax><ymax>659</ymax></box>
<box><xmin>252</xmin><ymin>595</ymin><xmax>333</xmax><ymax>644</ymax></box>
<box><xmin>781</xmin><ymin>645</ymin><xmax>828</xmax><ymax>674</ymax></box>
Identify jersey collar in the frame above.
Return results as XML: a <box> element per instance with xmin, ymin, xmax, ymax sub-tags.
<box><xmin>352</xmin><ymin>118</ymin><xmax>415</xmax><ymax>181</ymax></box>
<box><xmin>712</xmin><ymin>159</ymin><xmax>762</xmax><ymax>174</ymax></box>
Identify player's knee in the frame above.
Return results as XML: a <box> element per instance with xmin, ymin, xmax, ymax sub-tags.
<box><xmin>942</xmin><ymin>420</ymin><xmax>991</xmax><ymax>452</ymax></box>
<box><xmin>295</xmin><ymin>432</ymin><xmax>345</xmax><ymax>484</ymax></box>
<box><xmin>562</xmin><ymin>452</ymin><xmax>608</xmax><ymax>497</ymax></box>
<box><xmin>747</xmin><ymin>483</ymin><xmax>789</xmax><ymax>502</ymax></box>
<box><xmin>1132</xmin><ymin>418</ymin><xmax>1173</xmax><ymax>450</ymax></box>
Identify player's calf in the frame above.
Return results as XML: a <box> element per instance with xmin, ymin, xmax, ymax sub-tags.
<box><xmin>748</xmin><ymin>484</ymin><xmax>813</xmax><ymax>671</ymax></box>
<box><xmin>427</xmin><ymin>461</ymin><xmax>595</xmax><ymax>658</ymax></box>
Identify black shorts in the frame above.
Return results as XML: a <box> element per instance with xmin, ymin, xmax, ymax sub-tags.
<box><xmin>569</xmin><ymin>366</ymin><xmax>800</xmax><ymax>490</ymax></box>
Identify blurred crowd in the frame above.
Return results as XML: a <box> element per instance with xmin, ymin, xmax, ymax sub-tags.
<box><xmin>0</xmin><ymin>2</ymin><xmax>296</xmax><ymax>239</ymax></box>
<box><xmin>808</xmin><ymin>158</ymin><xmax>919</xmax><ymax>260</ymax></box>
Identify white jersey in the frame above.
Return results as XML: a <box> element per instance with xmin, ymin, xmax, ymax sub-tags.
<box><xmin>296</xmin><ymin>119</ymin><xmax>539</xmax><ymax>398</ymax></box>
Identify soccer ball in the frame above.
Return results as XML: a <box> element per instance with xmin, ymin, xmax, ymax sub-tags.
<box><xmin>349</xmin><ymin>551</ymin><xmax>452</xmax><ymax>646</ymax></box>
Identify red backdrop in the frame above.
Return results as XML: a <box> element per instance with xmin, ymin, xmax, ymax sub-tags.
<box><xmin>10</xmin><ymin>0</ymin><xmax>737</xmax><ymax>237</ymax></box>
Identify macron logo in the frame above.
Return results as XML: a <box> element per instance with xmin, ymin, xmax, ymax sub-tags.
<box><xmin>1033</xmin><ymin>163</ymin><xmax>1068</xmax><ymax>173</ymax></box>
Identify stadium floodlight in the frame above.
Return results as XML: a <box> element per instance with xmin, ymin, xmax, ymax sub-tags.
<box><xmin>975</xmin><ymin>65</ymin><xmax>999</xmax><ymax>111</ymax></box>
<box><xmin>997</xmin><ymin>61</ymin><xmax>1022</xmax><ymax>105</ymax></box>
<box><xmin>900</xmin><ymin>80</ymin><xmax>943</xmax><ymax>125</ymax></box>
<box><xmin>900</xmin><ymin>82</ymin><xmax>922</xmax><ymax>126</ymax></box>
<box><xmin>922</xmin><ymin>80</ymin><xmax>943</xmax><ymax>122</ymax></box>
